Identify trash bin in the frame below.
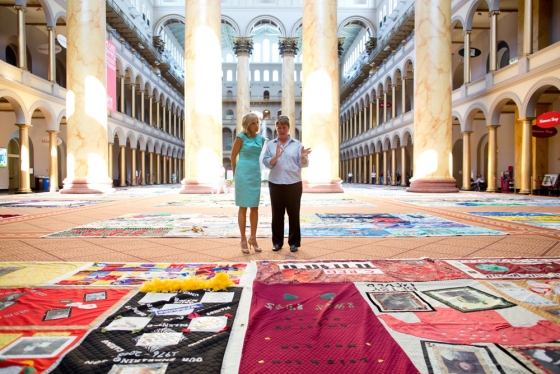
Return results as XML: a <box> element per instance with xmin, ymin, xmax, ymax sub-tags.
<box><xmin>35</xmin><ymin>177</ymin><xmax>44</xmax><ymax>192</ymax></box>
<box><xmin>44</xmin><ymin>177</ymin><xmax>50</xmax><ymax>192</ymax></box>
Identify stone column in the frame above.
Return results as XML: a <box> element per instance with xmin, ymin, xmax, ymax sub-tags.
<box><xmin>301</xmin><ymin>0</ymin><xmax>342</xmax><ymax>192</ymax></box>
<box><xmin>489</xmin><ymin>11</ymin><xmax>499</xmax><ymax>72</ymax></box>
<box><xmin>155</xmin><ymin>101</ymin><xmax>160</xmax><ymax>129</ymax></box>
<box><xmin>401</xmin><ymin>78</ymin><xmax>407</xmax><ymax>112</ymax></box>
<box><xmin>119</xmin><ymin>145</ymin><xmax>126</xmax><ymax>187</ymax></box>
<box><xmin>279</xmin><ymin>37</ymin><xmax>298</xmax><ymax>139</ymax></box>
<box><xmin>47</xmin><ymin>130</ymin><xmax>59</xmax><ymax>192</ymax></box>
<box><xmin>148</xmin><ymin>151</ymin><xmax>153</xmax><ymax>185</ymax></box>
<box><xmin>383</xmin><ymin>90</ymin><xmax>388</xmax><ymax>123</ymax></box>
<box><xmin>173</xmin><ymin>113</ymin><xmax>177</xmax><ymax>137</ymax></box>
<box><xmin>156</xmin><ymin>153</ymin><xmax>161</xmax><ymax>184</ymax></box>
<box><xmin>352</xmin><ymin>158</ymin><xmax>356</xmax><ymax>182</ymax></box>
<box><xmin>369</xmin><ymin>154</ymin><xmax>374</xmax><ymax>183</ymax></box>
<box><xmin>461</xmin><ymin>131</ymin><xmax>472</xmax><ymax>190</ymax></box>
<box><xmin>383</xmin><ymin>150</ymin><xmax>388</xmax><ymax>185</ymax></box>
<box><xmin>131</xmin><ymin>148</ymin><xmax>137</xmax><ymax>186</ymax></box>
<box><xmin>15</xmin><ymin>5</ymin><xmax>27</xmax><ymax>70</ymax></box>
<box><xmin>400</xmin><ymin>146</ymin><xmax>407</xmax><ymax>186</ymax></box>
<box><xmin>47</xmin><ymin>26</ymin><xmax>56</xmax><ymax>82</ymax></box>
<box><xmin>391</xmin><ymin>147</ymin><xmax>397</xmax><ymax>185</ymax></box>
<box><xmin>375</xmin><ymin>96</ymin><xmax>380</xmax><ymax>126</ymax></box>
<box><xmin>363</xmin><ymin>107</ymin><xmax>367</xmax><ymax>133</ymax></box>
<box><xmin>15</xmin><ymin>124</ymin><xmax>31</xmax><ymax>193</ymax></box>
<box><xmin>168</xmin><ymin>109</ymin><xmax>173</xmax><ymax>134</ymax></box>
<box><xmin>108</xmin><ymin>143</ymin><xmax>113</xmax><ymax>179</ymax></box>
<box><xmin>174</xmin><ymin>157</ymin><xmax>178</xmax><ymax>183</ymax></box>
<box><xmin>148</xmin><ymin>95</ymin><xmax>153</xmax><ymax>126</ymax></box>
<box><xmin>375</xmin><ymin>152</ymin><xmax>380</xmax><ymax>184</ymax></box>
<box><xmin>486</xmin><ymin>125</ymin><xmax>499</xmax><ymax>192</ymax></box>
<box><xmin>408</xmin><ymin>0</ymin><xmax>457</xmax><ymax>193</ymax></box>
<box><xmin>523</xmin><ymin>0</ymin><xmax>533</xmax><ymax>55</ymax></box>
<box><xmin>118</xmin><ymin>76</ymin><xmax>125</xmax><ymax>114</ymax></box>
<box><xmin>61</xmin><ymin>0</ymin><xmax>114</xmax><ymax>193</ymax></box>
<box><xmin>162</xmin><ymin>154</ymin><xmax>167</xmax><ymax>184</ymax></box>
<box><xmin>181</xmin><ymin>0</ymin><xmax>222</xmax><ymax>194</ymax></box>
<box><xmin>369</xmin><ymin>101</ymin><xmax>373</xmax><ymax>130</ymax></box>
<box><xmin>352</xmin><ymin>114</ymin><xmax>357</xmax><ymax>138</ymax></box>
<box><xmin>233</xmin><ymin>37</ymin><xmax>253</xmax><ymax>136</ymax></box>
<box><xmin>140</xmin><ymin>150</ymin><xmax>146</xmax><ymax>185</ymax></box>
<box><xmin>391</xmin><ymin>85</ymin><xmax>396</xmax><ymax>120</ymax></box>
<box><xmin>130</xmin><ymin>83</ymin><xmax>136</xmax><ymax>119</ymax></box>
<box><xmin>162</xmin><ymin>106</ymin><xmax>166</xmax><ymax>133</ymax></box>
<box><xmin>463</xmin><ymin>31</ymin><xmax>471</xmax><ymax>84</ymax></box>
<box><xmin>520</xmin><ymin>118</ymin><xmax>533</xmax><ymax>194</ymax></box>
<box><xmin>358</xmin><ymin>109</ymin><xmax>362</xmax><ymax>134</ymax></box>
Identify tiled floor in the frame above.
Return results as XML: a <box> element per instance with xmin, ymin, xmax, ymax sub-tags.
<box><xmin>1</xmin><ymin>184</ymin><xmax>560</xmax><ymax>263</ymax></box>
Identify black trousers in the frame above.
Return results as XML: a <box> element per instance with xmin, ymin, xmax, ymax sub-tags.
<box><xmin>268</xmin><ymin>181</ymin><xmax>302</xmax><ymax>247</ymax></box>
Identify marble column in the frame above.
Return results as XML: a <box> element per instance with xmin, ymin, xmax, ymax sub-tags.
<box><xmin>375</xmin><ymin>152</ymin><xmax>380</xmax><ymax>185</ymax></box>
<box><xmin>520</xmin><ymin>118</ymin><xmax>533</xmax><ymax>194</ymax></box>
<box><xmin>383</xmin><ymin>90</ymin><xmax>388</xmax><ymax>123</ymax></box>
<box><xmin>61</xmin><ymin>0</ymin><xmax>114</xmax><ymax>194</ymax></box>
<box><xmin>119</xmin><ymin>146</ymin><xmax>126</xmax><ymax>187</ymax></box>
<box><xmin>391</xmin><ymin>147</ymin><xmax>397</xmax><ymax>185</ymax></box>
<box><xmin>148</xmin><ymin>95</ymin><xmax>153</xmax><ymax>126</ymax></box>
<box><xmin>118</xmin><ymin>76</ymin><xmax>125</xmax><ymax>114</ymax></box>
<box><xmin>400</xmin><ymin>146</ymin><xmax>407</xmax><ymax>186</ymax></box>
<box><xmin>181</xmin><ymin>0</ymin><xmax>222</xmax><ymax>194</ymax></box>
<box><xmin>131</xmin><ymin>148</ymin><xmax>137</xmax><ymax>186</ymax></box>
<box><xmin>15</xmin><ymin>5</ymin><xmax>27</xmax><ymax>70</ymax></box>
<box><xmin>108</xmin><ymin>143</ymin><xmax>113</xmax><ymax>180</ymax></box>
<box><xmin>408</xmin><ymin>0</ymin><xmax>458</xmax><ymax>193</ymax></box>
<box><xmin>463</xmin><ymin>31</ymin><xmax>471</xmax><ymax>84</ymax></box>
<box><xmin>383</xmin><ymin>150</ymin><xmax>388</xmax><ymax>185</ymax></box>
<box><xmin>524</xmin><ymin>0</ymin><xmax>533</xmax><ymax>55</ymax></box>
<box><xmin>486</xmin><ymin>125</ymin><xmax>499</xmax><ymax>192</ymax></box>
<box><xmin>148</xmin><ymin>151</ymin><xmax>153</xmax><ymax>185</ymax></box>
<box><xmin>375</xmin><ymin>96</ymin><xmax>380</xmax><ymax>126</ymax></box>
<box><xmin>233</xmin><ymin>37</ymin><xmax>253</xmax><ymax>136</ymax></box>
<box><xmin>47</xmin><ymin>130</ymin><xmax>59</xmax><ymax>192</ymax></box>
<box><xmin>461</xmin><ymin>131</ymin><xmax>472</xmax><ymax>190</ymax></box>
<box><xmin>47</xmin><ymin>26</ymin><xmax>56</xmax><ymax>82</ymax></box>
<box><xmin>16</xmin><ymin>124</ymin><xmax>31</xmax><ymax>194</ymax></box>
<box><xmin>156</xmin><ymin>153</ymin><xmax>161</xmax><ymax>184</ymax></box>
<box><xmin>391</xmin><ymin>85</ymin><xmax>396</xmax><ymax>120</ymax></box>
<box><xmin>140</xmin><ymin>150</ymin><xmax>146</xmax><ymax>185</ymax></box>
<box><xmin>279</xmin><ymin>37</ymin><xmax>298</xmax><ymax>139</ymax></box>
<box><xmin>489</xmin><ymin>11</ymin><xmax>499</xmax><ymax>72</ymax></box>
<box><xmin>301</xmin><ymin>0</ymin><xmax>342</xmax><ymax>192</ymax></box>
<box><xmin>139</xmin><ymin>91</ymin><xmax>145</xmax><ymax>123</ymax></box>
<box><xmin>130</xmin><ymin>83</ymin><xmax>136</xmax><ymax>119</ymax></box>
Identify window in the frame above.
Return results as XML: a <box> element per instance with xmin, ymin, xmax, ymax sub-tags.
<box><xmin>263</xmin><ymin>70</ymin><xmax>269</xmax><ymax>81</ymax></box>
<box><xmin>253</xmin><ymin>43</ymin><xmax>261</xmax><ymax>62</ymax></box>
<box><xmin>263</xmin><ymin>39</ymin><xmax>270</xmax><ymax>62</ymax></box>
<box><xmin>226</xmin><ymin>70</ymin><xmax>233</xmax><ymax>81</ymax></box>
<box><xmin>272</xmin><ymin>70</ymin><xmax>278</xmax><ymax>81</ymax></box>
<box><xmin>254</xmin><ymin>70</ymin><xmax>260</xmax><ymax>81</ymax></box>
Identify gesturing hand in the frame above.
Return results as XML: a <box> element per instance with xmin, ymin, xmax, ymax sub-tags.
<box><xmin>275</xmin><ymin>142</ymin><xmax>284</xmax><ymax>158</ymax></box>
<box><xmin>301</xmin><ymin>147</ymin><xmax>312</xmax><ymax>157</ymax></box>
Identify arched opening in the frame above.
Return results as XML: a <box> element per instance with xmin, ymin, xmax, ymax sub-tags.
<box><xmin>5</xmin><ymin>45</ymin><xmax>17</xmax><ymax>67</ymax></box>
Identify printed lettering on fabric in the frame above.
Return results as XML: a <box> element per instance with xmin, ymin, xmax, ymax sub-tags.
<box><xmin>499</xmin><ymin>343</ymin><xmax>560</xmax><ymax>373</ymax></box>
<box><xmin>446</xmin><ymin>258</ymin><xmax>560</xmax><ymax>279</ymax></box>
<box><xmin>366</xmin><ymin>291</ymin><xmax>435</xmax><ymax>313</ymax></box>
<box><xmin>423</xmin><ymin>286</ymin><xmax>516</xmax><ymax>313</ymax></box>
<box><xmin>0</xmin><ymin>329</ymin><xmax>87</xmax><ymax>373</ymax></box>
<box><xmin>0</xmin><ymin>288</ymin><xmax>132</xmax><ymax>326</ymax></box>
<box><xmin>422</xmin><ymin>341</ymin><xmax>504</xmax><ymax>374</ymax></box>
<box><xmin>54</xmin><ymin>262</ymin><xmax>247</xmax><ymax>286</ymax></box>
<box><xmin>239</xmin><ymin>282</ymin><xmax>419</xmax><ymax>374</ymax></box>
<box><xmin>50</xmin><ymin>288</ymin><xmax>242</xmax><ymax>373</ymax></box>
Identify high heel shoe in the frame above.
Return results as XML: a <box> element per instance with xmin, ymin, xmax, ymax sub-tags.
<box><xmin>240</xmin><ymin>239</ymin><xmax>250</xmax><ymax>254</ymax></box>
<box><xmin>248</xmin><ymin>237</ymin><xmax>262</xmax><ymax>253</ymax></box>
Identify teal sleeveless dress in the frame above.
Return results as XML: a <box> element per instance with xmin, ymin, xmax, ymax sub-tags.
<box><xmin>235</xmin><ymin>133</ymin><xmax>265</xmax><ymax>207</ymax></box>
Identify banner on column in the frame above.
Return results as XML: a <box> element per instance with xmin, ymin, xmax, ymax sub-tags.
<box><xmin>106</xmin><ymin>39</ymin><xmax>117</xmax><ymax>112</ymax></box>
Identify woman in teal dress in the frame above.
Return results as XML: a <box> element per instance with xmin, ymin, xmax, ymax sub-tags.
<box><xmin>231</xmin><ymin>112</ymin><xmax>265</xmax><ymax>254</ymax></box>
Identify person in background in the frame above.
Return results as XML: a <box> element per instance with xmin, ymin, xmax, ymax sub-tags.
<box><xmin>263</xmin><ymin>115</ymin><xmax>311</xmax><ymax>253</ymax></box>
<box><xmin>213</xmin><ymin>164</ymin><xmax>228</xmax><ymax>194</ymax></box>
<box><xmin>372</xmin><ymin>170</ymin><xmax>376</xmax><ymax>184</ymax></box>
<box><xmin>231</xmin><ymin>112</ymin><xmax>265</xmax><ymax>254</ymax></box>
<box><xmin>348</xmin><ymin>171</ymin><xmax>353</xmax><ymax>183</ymax></box>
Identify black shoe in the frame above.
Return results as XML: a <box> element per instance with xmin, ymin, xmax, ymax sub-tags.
<box><xmin>289</xmin><ymin>245</ymin><xmax>298</xmax><ymax>253</ymax></box>
<box><xmin>272</xmin><ymin>244</ymin><xmax>282</xmax><ymax>252</ymax></box>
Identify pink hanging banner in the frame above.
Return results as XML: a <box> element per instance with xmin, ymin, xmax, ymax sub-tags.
<box><xmin>106</xmin><ymin>39</ymin><xmax>117</xmax><ymax>112</ymax></box>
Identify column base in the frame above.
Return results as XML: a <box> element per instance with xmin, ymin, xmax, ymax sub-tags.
<box><xmin>407</xmin><ymin>178</ymin><xmax>459</xmax><ymax>193</ymax></box>
<box><xmin>179</xmin><ymin>179</ymin><xmax>215</xmax><ymax>194</ymax></box>
<box><xmin>460</xmin><ymin>187</ymin><xmax>472</xmax><ymax>191</ymax></box>
<box><xmin>16</xmin><ymin>189</ymin><xmax>33</xmax><ymax>194</ymax></box>
<box><xmin>303</xmin><ymin>180</ymin><xmax>344</xmax><ymax>193</ymax></box>
<box><xmin>60</xmin><ymin>179</ymin><xmax>115</xmax><ymax>194</ymax></box>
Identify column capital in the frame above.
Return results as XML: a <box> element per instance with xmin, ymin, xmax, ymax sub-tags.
<box><xmin>46</xmin><ymin>129</ymin><xmax>59</xmax><ymax>135</ymax></box>
<box><xmin>462</xmin><ymin>30</ymin><xmax>472</xmax><ymax>36</ymax></box>
<box><xmin>365</xmin><ymin>37</ymin><xmax>377</xmax><ymax>54</ymax></box>
<box><xmin>278</xmin><ymin>37</ymin><xmax>299</xmax><ymax>56</ymax></box>
<box><xmin>488</xmin><ymin>10</ymin><xmax>500</xmax><ymax>17</ymax></box>
<box><xmin>15</xmin><ymin>123</ymin><xmax>30</xmax><ymax>129</ymax></box>
<box><xmin>233</xmin><ymin>36</ymin><xmax>253</xmax><ymax>56</ymax></box>
<box><xmin>14</xmin><ymin>5</ymin><xmax>26</xmax><ymax>11</ymax></box>
<box><xmin>337</xmin><ymin>37</ymin><xmax>345</xmax><ymax>57</ymax></box>
<box><xmin>486</xmin><ymin>124</ymin><xmax>501</xmax><ymax>129</ymax></box>
<box><xmin>46</xmin><ymin>26</ymin><xmax>56</xmax><ymax>32</ymax></box>
<box><xmin>518</xmin><ymin>117</ymin><xmax>535</xmax><ymax>122</ymax></box>
<box><xmin>461</xmin><ymin>130</ymin><xmax>473</xmax><ymax>135</ymax></box>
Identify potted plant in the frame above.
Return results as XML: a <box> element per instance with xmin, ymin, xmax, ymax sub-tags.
<box><xmin>226</xmin><ymin>179</ymin><xmax>234</xmax><ymax>187</ymax></box>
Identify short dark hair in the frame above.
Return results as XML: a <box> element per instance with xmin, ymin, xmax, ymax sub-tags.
<box><xmin>276</xmin><ymin>115</ymin><xmax>290</xmax><ymax>126</ymax></box>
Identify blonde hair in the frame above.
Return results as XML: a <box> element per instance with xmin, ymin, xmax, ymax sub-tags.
<box><xmin>242</xmin><ymin>112</ymin><xmax>260</xmax><ymax>136</ymax></box>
